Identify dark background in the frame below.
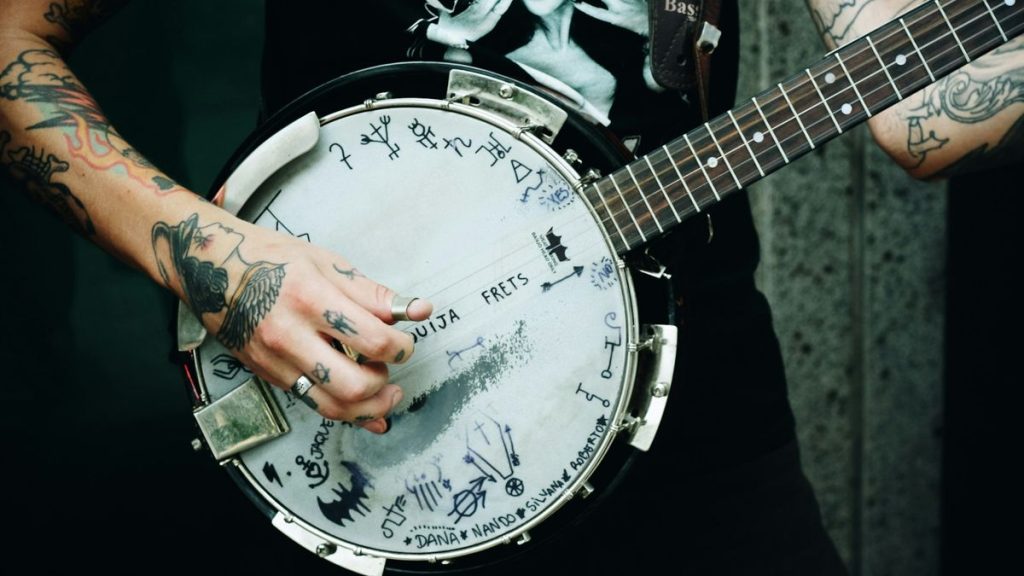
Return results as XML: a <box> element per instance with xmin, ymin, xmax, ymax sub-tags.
<box><xmin>0</xmin><ymin>2</ymin><xmax>1015</xmax><ymax>574</ymax></box>
<box><xmin>0</xmin><ymin>2</ymin><xmax>331</xmax><ymax>572</ymax></box>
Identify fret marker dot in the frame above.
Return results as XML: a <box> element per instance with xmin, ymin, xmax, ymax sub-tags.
<box><xmin>895</xmin><ymin>54</ymin><xmax>907</xmax><ymax>66</ymax></box>
<box><xmin>841</xmin><ymin>103</ymin><xmax>853</xmax><ymax>115</ymax></box>
<box><xmin>752</xmin><ymin>131</ymin><xmax>764</xmax><ymax>143</ymax></box>
<box><xmin>706</xmin><ymin>156</ymin><xmax>719</xmax><ymax>168</ymax></box>
<box><xmin>1006</xmin><ymin>0</ymin><xmax>1015</xmax><ymax>7</ymax></box>
<box><xmin>825</xmin><ymin>72</ymin><xmax>836</xmax><ymax>84</ymax></box>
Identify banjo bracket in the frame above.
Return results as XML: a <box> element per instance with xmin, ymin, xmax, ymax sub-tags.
<box><xmin>625</xmin><ymin>323</ymin><xmax>678</xmax><ymax>451</ymax></box>
<box><xmin>447</xmin><ymin>69</ymin><xmax>568</xmax><ymax>144</ymax></box>
<box><xmin>577</xmin><ymin>167</ymin><xmax>602</xmax><ymax>187</ymax></box>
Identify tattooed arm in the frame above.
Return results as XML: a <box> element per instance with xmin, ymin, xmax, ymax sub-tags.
<box><xmin>0</xmin><ymin>0</ymin><xmax>431</xmax><ymax>431</ymax></box>
<box><xmin>805</xmin><ymin>0</ymin><xmax>1024</xmax><ymax>178</ymax></box>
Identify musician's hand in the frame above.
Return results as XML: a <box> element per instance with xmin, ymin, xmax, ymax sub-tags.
<box><xmin>574</xmin><ymin>0</ymin><xmax>648</xmax><ymax>36</ymax></box>
<box><xmin>434</xmin><ymin>0</ymin><xmax>513</xmax><ymax>44</ymax></box>
<box><xmin>152</xmin><ymin>211</ymin><xmax>432</xmax><ymax>434</ymax></box>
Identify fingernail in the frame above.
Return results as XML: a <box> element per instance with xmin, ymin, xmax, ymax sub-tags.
<box><xmin>408</xmin><ymin>298</ymin><xmax>433</xmax><ymax>319</ymax></box>
<box><xmin>361</xmin><ymin>418</ymin><xmax>387</xmax><ymax>434</ymax></box>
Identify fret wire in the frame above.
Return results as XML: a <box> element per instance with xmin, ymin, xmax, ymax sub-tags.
<box><xmin>600</xmin><ymin>22</ymin><xmax>1019</xmax><ymax>254</ymax></box>
<box><xmin>759</xmin><ymin>5</ymin><xmax>976</xmax><ymax>165</ymax></box>
<box><xmin>644</xmin><ymin>155</ymin><xmax>682</xmax><ymax>223</ymax></box>
<box><xmin>865</xmin><ymin>34</ymin><xmax>903</xmax><ymax>99</ymax></box>
<box><xmin>625</xmin><ymin>163</ymin><xmax>663</xmax><ymax>233</ymax></box>
<box><xmin>784</xmin><ymin>2</ymin><xmax>1013</xmax><ymax>166</ymax></box>
<box><xmin>661</xmin><ymin>144</ymin><xmax>702</xmax><ymax>212</ymax></box>
<box><xmin>774</xmin><ymin>6</ymin><xmax>996</xmax><ymax>174</ymax></box>
<box><xmin>983</xmin><ymin>0</ymin><xmax>1010</xmax><ymax>41</ymax></box>
<box><xmin>705</xmin><ymin>122</ymin><xmax>743</xmax><ymax>189</ymax></box>
<box><xmin>601</xmin><ymin>1</ymin><xmax>1016</xmax><ymax>232</ymax></box>
<box><xmin>703</xmin><ymin>4</ymin><xmax>988</xmax><ymax>196</ymax></box>
<box><xmin>790</xmin><ymin>69</ymin><xmax>850</xmax><ymax>141</ymax></box>
<box><xmin>774</xmin><ymin>1</ymin><xmax>1007</xmax><ymax>157</ymax></box>
<box><xmin>915</xmin><ymin>1</ymin><xmax>1001</xmax><ymax>79</ymax></box>
<box><xmin>947</xmin><ymin>2</ymin><xmax>1002</xmax><ymax>57</ymax></box>
<box><xmin>904</xmin><ymin>2</ymin><xmax>968</xmax><ymax>64</ymax></box>
<box><xmin>728</xmin><ymin>110</ymin><xmax>765</xmax><ymax>177</ymax></box>
<box><xmin>805</xmin><ymin>69</ymin><xmax>843</xmax><ymax>133</ymax></box>
<box><xmin>609</xmin><ymin>173</ymin><xmax>647</xmax><ymax>242</ymax></box>
<box><xmin>780</xmin><ymin>1</ymin><xmax>1003</xmax><ymax>161</ymax></box>
<box><xmin>777</xmin><ymin>82</ymin><xmax>816</xmax><ymax>149</ymax></box>
<box><xmin>834</xmin><ymin>52</ymin><xmax>873</xmax><ymax>117</ymax></box>
<box><xmin>587</xmin><ymin>197</ymin><xmax>628</xmax><ymax>252</ymax></box>
<box><xmin>751</xmin><ymin>96</ymin><xmax>790</xmax><ymax>163</ymax></box>
<box><xmin>953</xmin><ymin>0</ymin><xmax>1013</xmax><ymax>53</ymax></box>
<box><xmin>891</xmin><ymin>0</ymin><xmax>979</xmax><ymax>85</ymax></box>
<box><xmin>722</xmin><ymin>5</ymin><xmax>997</xmax><ymax>189</ymax></box>
<box><xmin>900</xmin><ymin>17</ymin><xmax>937</xmax><ymax>82</ymax></box>
<box><xmin>591</xmin><ymin>181</ymin><xmax>630</xmax><ymax>249</ymax></box>
<box><xmin>735</xmin><ymin>2</ymin><xmax>1004</xmax><ymax>185</ymax></box>
<box><xmin>936</xmin><ymin>0</ymin><xmax>972</xmax><ymax>62</ymax></box>
<box><xmin>869</xmin><ymin>17</ymin><xmax>938</xmax><ymax>97</ymax></box>
<box><xmin>683</xmin><ymin>133</ymin><xmax>721</xmax><ymax>201</ymax></box>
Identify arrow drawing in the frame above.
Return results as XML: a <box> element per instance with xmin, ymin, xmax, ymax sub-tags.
<box><xmin>541</xmin><ymin>266</ymin><xmax>584</xmax><ymax>292</ymax></box>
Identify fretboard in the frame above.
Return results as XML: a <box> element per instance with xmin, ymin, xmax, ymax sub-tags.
<box><xmin>583</xmin><ymin>0</ymin><xmax>1023</xmax><ymax>254</ymax></box>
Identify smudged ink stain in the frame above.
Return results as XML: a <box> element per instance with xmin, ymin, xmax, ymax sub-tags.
<box><xmin>408</xmin><ymin>393</ymin><xmax>429</xmax><ymax>413</ymax></box>
<box><xmin>342</xmin><ymin>321</ymin><xmax>532</xmax><ymax>470</ymax></box>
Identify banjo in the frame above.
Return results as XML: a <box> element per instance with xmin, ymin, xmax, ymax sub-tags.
<box><xmin>179</xmin><ymin>1</ymin><xmax>1021</xmax><ymax>573</ymax></box>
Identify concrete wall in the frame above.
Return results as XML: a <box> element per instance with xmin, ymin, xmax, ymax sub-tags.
<box><xmin>737</xmin><ymin>2</ymin><xmax>945</xmax><ymax>575</ymax></box>
<box><xmin>0</xmin><ymin>1</ymin><xmax>944</xmax><ymax>573</ymax></box>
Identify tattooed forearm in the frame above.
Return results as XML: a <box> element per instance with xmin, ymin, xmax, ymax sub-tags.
<box><xmin>333</xmin><ymin>264</ymin><xmax>365</xmax><ymax>280</ymax></box>
<box><xmin>0</xmin><ymin>128</ymin><xmax>95</xmax><ymax>235</ymax></box>
<box><xmin>805</xmin><ymin>0</ymin><xmax>917</xmax><ymax>48</ymax></box>
<box><xmin>312</xmin><ymin>362</ymin><xmax>331</xmax><ymax>384</ymax></box>
<box><xmin>151</xmin><ymin>213</ymin><xmax>286</xmax><ymax>350</ymax></box>
<box><xmin>0</xmin><ymin>48</ymin><xmax>184</xmax><ymax>195</ymax></box>
<box><xmin>324</xmin><ymin>310</ymin><xmax>358</xmax><ymax>336</ymax></box>
<box><xmin>900</xmin><ymin>49</ymin><xmax>1024</xmax><ymax>171</ymax></box>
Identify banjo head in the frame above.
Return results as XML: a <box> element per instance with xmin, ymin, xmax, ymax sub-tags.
<box><xmin>183</xmin><ymin>63</ymin><xmax>674</xmax><ymax>573</ymax></box>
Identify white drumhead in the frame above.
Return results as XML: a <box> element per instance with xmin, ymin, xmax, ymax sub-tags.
<box><xmin>195</xmin><ymin>99</ymin><xmax>637</xmax><ymax>560</ymax></box>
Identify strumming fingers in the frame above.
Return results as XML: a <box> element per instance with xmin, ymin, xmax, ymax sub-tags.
<box><xmin>319</xmin><ymin>301</ymin><xmax>415</xmax><ymax>364</ymax></box>
<box><xmin>304</xmin><ymin>383</ymin><xmax>403</xmax><ymax>432</ymax></box>
<box><xmin>316</xmin><ymin>252</ymin><xmax>432</xmax><ymax>325</ymax></box>
<box><xmin>260</xmin><ymin>357</ymin><xmax>400</xmax><ymax>431</ymax></box>
<box><xmin>285</xmin><ymin>333</ymin><xmax>391</xmax><ymax>404</ymax></box>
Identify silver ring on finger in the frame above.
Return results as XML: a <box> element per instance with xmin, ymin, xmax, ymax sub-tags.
<box><xmin>291</xmin><ymin>374</ymin><xmax>318</xmax><ymax>409</ymax></box>
<box><xmin>391</xmin><ymin>295</ymin><xmax>419</xmax><ymax>322</ymax></box>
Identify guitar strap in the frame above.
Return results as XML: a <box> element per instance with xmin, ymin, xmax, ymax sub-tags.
<box><xmin>648</xmin><ymin>0</ymin><xmax>723</xmax><ymax>120</ymax></box>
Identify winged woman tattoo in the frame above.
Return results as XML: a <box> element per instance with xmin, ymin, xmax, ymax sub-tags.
<box><xmin>152</xmin><ymin>213</ymin><xmax>286</xmax><ymax>350</ymax></box>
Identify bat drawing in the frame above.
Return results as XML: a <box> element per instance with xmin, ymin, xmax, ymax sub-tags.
<box><xmin>544</xmin><ymin>227</ymin><xmax>569</xmax><ymax>262</ymax></box>
<box><xmin>318</xmin><ymin>461</ymin><xmax>374</xmax><ymax>527</ymax></box>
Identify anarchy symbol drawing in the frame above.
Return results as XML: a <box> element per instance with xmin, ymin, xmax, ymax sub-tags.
<box><xmin>505</xmin><ymin>477</ymin><xmax>524</xmax><ymax>497</ymax></box>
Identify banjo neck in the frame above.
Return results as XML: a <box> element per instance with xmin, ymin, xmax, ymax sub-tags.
<box><xmin>583</xmin><ymin>0</ymin><xmax>1022</xmax><ymax>255</ymax></box>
